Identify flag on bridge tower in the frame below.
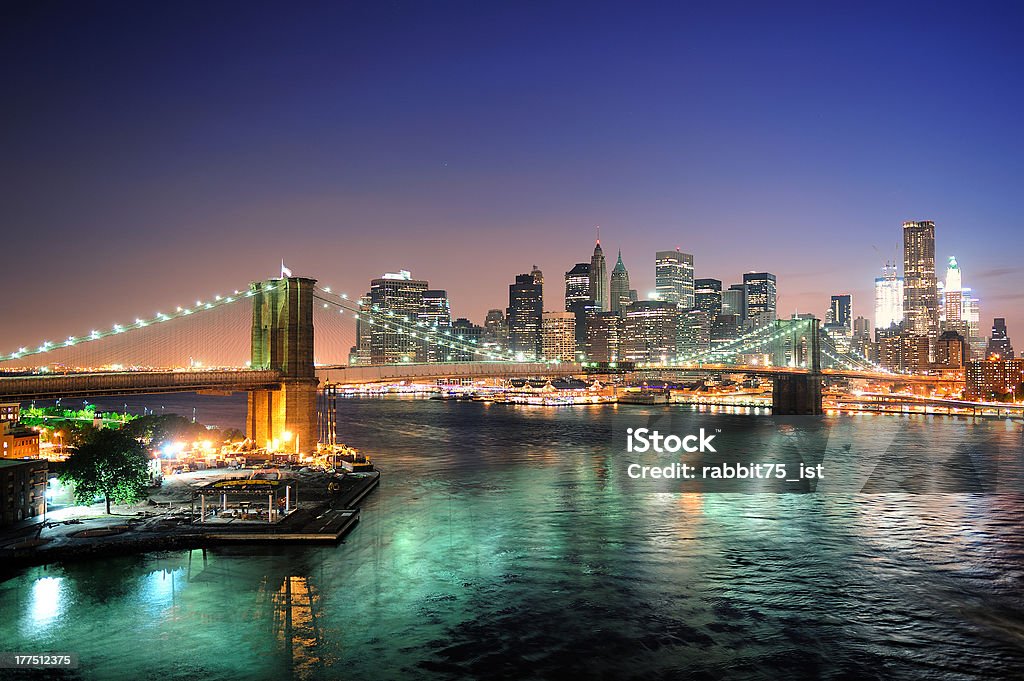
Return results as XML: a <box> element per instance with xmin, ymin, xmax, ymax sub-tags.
<box><xmin>281</xmin><ymin>260</ymin><xmax>292</xmax><ymax>278</ymax></box>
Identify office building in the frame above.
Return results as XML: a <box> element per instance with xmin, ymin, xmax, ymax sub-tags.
<box><xmin>369</xmin><ymin>271</ymin><xmax>429</xmax><ymax>364</ymax></box>
<box><xmin>721</xmin><ymin>284</ymin><xmax>745</xmax><ymax>320</ymax></box>
<box><xmin>0</xmin><ymin>404</ymin><xmax>19</xmax><ymax>423</ymax></box>
<box><xmin>679</xmin><ymin>309</ymin><xmax>712</xmax><ymax>356</ymax></box>
<box><xmin>590</xmin><ymin>241</ymin><xmax>609</xmax><ymax>312</ymax></box>
<box><xmin>450</xmin><ymin>318</ymin><xmax>484</xmax><ymax>362</ymax></box>
<box><xmin>585</xmin><ymin>312</ymin><xmax>622</xmax><ymax>362</ymax></box>
<box><xmin>877</xmin><ymin>327</ymin><xmax>930</xmax><ymax>374</ymax></box>
<box><xmin>483</xmin><ymin>309</ymin><xmax>508</xmax><ymax>350</ymax></box>
<box><xmin>902</xmin><ymin>220</ymin><xmax>939</xmax><ymax>341</ymax></box>
<box><xmin>419</xmin><ymin>289</ymin><xmax>452</xmax><ymax>363</ymax></box>
<box><xmin>694</xmin><ymin>278</ymin><xmax>722</xmax><ymax>322</ymax></box>
<box><xmin>827</xmin><ymin>294</ymin><xmax>853</xmax><ymax>331</ymax></box>
<box><xmin>621</xmin><ymin>301</ymin><xmax>681</xmax><ymax>364</ymax></box>
<box><xmin>874</xmin><ymin>262</ymin><xmax>904</xmax><ymax>331</ymax></box>
<box><xmin>609</xmin><ymin>250</ymin><xmax>633</xmax><ymax>314</ymax></box>
<box><xmin>508</xmin><ymin>269</ymin><xmax>544</xmax><ymax>358</ymax></box>
<box><xmin>934</xmin><ymin>330</ymin><xmax>968</xmax><ymax>369</ymax></box>
<box><xmin>655</xmin><ymin>249</ymin><xmax>694</xmax><ymax>308</ymax></box>
<box><xmin>987</xmin><ymin>318</ymin><xmax>1015</xmax><ymax>359</ymax></box>
<box><xmin>542</xmin><ymin>312</ymin><xmax>577</xmax><ymax>362</ymax></box>
<box><xmin>743</xmin><ymin>272</ymin><xmax>777</xmax><ymax>327</ymax></box>
<box><xmin>564</xmin><ymin>263</ymin><xmax>591</xmax><ymax>313</ymax></box>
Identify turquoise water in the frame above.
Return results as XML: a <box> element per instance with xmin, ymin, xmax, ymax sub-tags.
<box><xmin>2</xmin><ymin>400</ymin><xmax>1023</xmax><ymax>679</ymax></box>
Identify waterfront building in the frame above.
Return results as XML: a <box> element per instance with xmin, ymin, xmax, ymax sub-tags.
<box><xmin>590</xmin><ymin>241</ymin><xmax>609</xmax><ymax>312</ymax></box>
<box><xmin>609</xmin><ymin>250</ymin><xmax>632</xmax><ymax>314</ymax></box>
<box><xmin>987</xmin><ymin>318</ymin><xmax>1015</xmax><ymax>359</ymax></box>
<box><xmin>368</xmin><ymin>271</ymin><xmax>430</xmax><ymax>364</ymax></box>
<box><xmin>621</xmin><ymin>301</ymin><xmax>681</xmax><ymax>364</ymax></box>
<box><xmin>874</xmin><ymin>262</ymin><xmax>904</xmax><ymax>331</ymax></box>
<box><xmin>508</xmin><ymin>269</ymin><xmax>544</xmax><ymax>358</ymax></box>
<box><xmin>966</xmin><ymin>358</ymin><xmax>1024</xmax><ymax>401</ymax></box>
<box><xmin>655</xmin><ymin>249</ymin><xmax>694</xmax><ymax>308</ymax></box>
<box><xmin>585</xmin><ymin>311</ymin><xmax>622</xmax><ymax>362</ymax></box>
<box><xmin>0</xmin><ymin>458</ymin><xmax>46</xmax><ymax>526</ymax></box>
<box><xmin>743</xmin><ymin>272</ymin><xmax>776</xmax><ymax>328</ymax></box>
<box><xmin>694</xmin><ymin>278</ymin><xmax>722</xmax><ymax>323</ymax></box>
<box><xmin>542</xmin><ymin>312</ymin><xmax>577</xmax><ymax>362</ymax></box>
<box><xmin>902</xmin><ymin>220</ymin><xmax>939</xmax><ymax>342</ymax></box>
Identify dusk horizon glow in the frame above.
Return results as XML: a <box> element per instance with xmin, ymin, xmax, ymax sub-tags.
<box><xmin>2</xmin><ymin>1</ymin><xmax>1022</xmax><ymax>349</ymax></box>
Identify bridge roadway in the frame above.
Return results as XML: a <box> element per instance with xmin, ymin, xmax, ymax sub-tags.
<box><xmin>0</xmin><ymin>369</ymin><xmax>283</xmax><ymax>401</ymax></box>
<box><xmin>0</xmin><ymin>362</ymin><xmax>956</xmax><ymax>401</ymax></box>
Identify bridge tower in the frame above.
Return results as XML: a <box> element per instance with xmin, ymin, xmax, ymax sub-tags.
<box><xmin>246</xmin><ymin>277</ymin><xmax>319</xmax><ymax>454</ymax></box>
<box><xmin>772</xmin><ymin>318</ymin><xmax>823</xmax><ymax>415</ymax></box>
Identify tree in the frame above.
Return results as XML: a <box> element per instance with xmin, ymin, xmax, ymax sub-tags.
<box><xmin>60</xmin><ymin>428</ymin><xmax>151</xmax><ymax>514</ymax></box>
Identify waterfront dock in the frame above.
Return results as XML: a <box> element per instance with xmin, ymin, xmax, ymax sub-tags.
<box><xmin>0</xmin><ymin>469</ymin><xmax>380</xmax><ymax>573</ymax></box>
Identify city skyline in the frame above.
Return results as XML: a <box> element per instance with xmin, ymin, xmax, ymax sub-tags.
<box><xmin>2</xmin><ymin>3</ymin><xmax>1022</xmax><ymax>348</ymax></box>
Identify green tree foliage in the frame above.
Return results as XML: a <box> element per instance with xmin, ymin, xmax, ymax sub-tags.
<box><xmin>60</xmin><ymin>428</ymin><xmax>151</xmax><ymax>514</ymax></box>
<box><xmin>123</xmin><ymin>414</ymin><xmax>213</xmax><ymax>448</ymax></box>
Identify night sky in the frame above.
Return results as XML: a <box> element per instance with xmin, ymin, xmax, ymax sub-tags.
<box><xmin>2</xmin><ymin>1</ymin><xmax>1022</xmax><ymax>354</ymax></box>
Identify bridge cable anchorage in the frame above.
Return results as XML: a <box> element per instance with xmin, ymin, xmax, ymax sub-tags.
<box><xmin>311</xmin><ymin>286</ymin><xmax>530</xmax><ymax>362</ymax></box>
<box><xmin>0</xmin><ymin>282</ymin><xmax>271</xmax><ymax>369</ymax></box>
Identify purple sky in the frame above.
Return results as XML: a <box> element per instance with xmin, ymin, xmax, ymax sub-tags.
<box><xmin>2</xmin><ymin>1</ymin><xmax>1022</xmax><ymax>357</ymax></box>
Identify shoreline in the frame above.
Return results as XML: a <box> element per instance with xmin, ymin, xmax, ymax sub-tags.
<box><xmin>0</xmin><ymin>470</ymin><xmax>380</xmax><ymax>578</ymax></box>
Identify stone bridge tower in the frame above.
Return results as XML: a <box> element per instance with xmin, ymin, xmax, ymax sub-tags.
<box><xmin>246</xmin><ymin>276</ymin><xmax>319</xmax><ymax>453</ymax></box>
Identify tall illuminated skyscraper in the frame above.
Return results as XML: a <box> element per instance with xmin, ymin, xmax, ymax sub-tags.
<box><xmin>655</xmin><ymin>249</ymin><xmax>694</xmax><ymax>308</ymax></box>
<box><xmin>508</xmin><ymin>269</ymin><xmax>544</xmax><ymax>358</ymax></box>
<box><xmin>902</xmin><ymin>220</ymin><xmax>939</xmax><ymax>341</ymax></box>
<box><xmin>742</xmin><ymin>272</ymin><xmax>776</xmax><ymax>326</ymax></box>
<box><xmin>369</xmin><ymin>270</ymin><xmax>429</xmax><ymax>364</ymax></box>
<box><xmin>609</xmin><ymin>250</ymin><xmax>632</xmax><ymax>314</ymax></box>
<box><xmin>874</xmin><ymin>262</ymin><xmax>904</xmax><ymax>331</ymax></box>
<box><xmin>589</xmin><ymin>240</ymin><xmax>608</xmax><ymax>312</ymax></box>
<box><xmin>564</xmin><ymin>263</ymin><xmax>591</xmax><ymax>312</ymax></box>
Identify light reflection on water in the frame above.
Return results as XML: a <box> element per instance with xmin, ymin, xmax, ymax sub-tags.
<box><xmin>1</xmin><ymin>399</ymin><xmax>1023</xmax><ymax>680</ymax></box>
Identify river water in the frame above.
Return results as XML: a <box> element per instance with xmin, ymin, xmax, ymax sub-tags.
<box><xmin>2</xmin><ymin>398</ymin><xmax>1023</xmax><ymax>680</ymax></box>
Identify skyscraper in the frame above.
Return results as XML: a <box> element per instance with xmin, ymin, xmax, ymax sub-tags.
<box><xmin>655</xmin><ymin>249</ymin><xmax>694</xmax><ymax>308</ymax></box>
<box><xmin>694</xmin><ymin>278</ymin><xmax>722</xmax><ymax>322</ymax></box>
<box><xmin>482</xmin><ymin>309</ymin><xmax>508</xmax><ymax>350</ymax></box>
<box><xmin>721</xmin><ymin>284</ymin><xmax>745</xmax><ymax>319</ymax></box>
<box><xmin>508</xmin><ymin>269</ymin><xmax>544</xmax><ymax>358</ymax></box>
<box><xmin>621</xmin><ymin>301</ymin><xmax>681</xmax><ymax>364</ymax></box>
<box><xmin>369</xmin><ymin>270</ymin><xmax>429</xmax><ymax>364</ymax></box>
<box><xmin>541</xmin><ymin>311</ymin><xmax>576</xmax><ymax>362</ymax></box>
<box><xmin>987</xmin><ymin>318</ymin><xmax>1015</xmax><ymax>359</ymax></box>
<box><xmin>874</xmin><ymin>262</ymin><xmax>904</xmax><ymax>331</ymax></box>
<box><xmin>419</xmin><ymin>289</ymin><xmax>452</xmax><ymax>363</ymax></box>
<box><xmin>589</xmin><ymin>240</ymin><xmax>608</xmax><ymax>312</ymax></box>
<box><xmin>742</xmin><ymin>272</ymin><xmax>777</xmax><ymax>326</ymax></box>
<box><xmin>564</xmin><ymin>263</ymin><xmax>591</xmax><ymax>313</ymax></box>
<box><xmin>902</xmin><ymin>220</ymin><xmax>939</xmax><ymax>342</ymax></box>
<box><xmin>609</xmin><ymin>250</ymin><xmax>632</xmax><ymax>314</ymax></box>
<box><xmin>827</xmin><ymin>294</ymin><xmax>852</xmax><ymax>330</ymax></box>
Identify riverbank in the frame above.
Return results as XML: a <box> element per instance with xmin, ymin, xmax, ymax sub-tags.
<box><xmin>0</xmin><ymin>467</ymin><xmax>379</xmax><ymax>576</ymax></box>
